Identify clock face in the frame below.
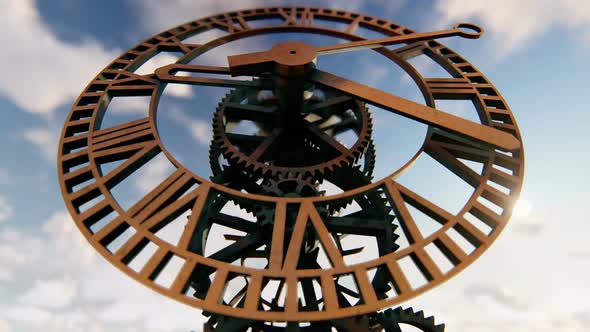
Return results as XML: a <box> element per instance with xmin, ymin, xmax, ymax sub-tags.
<box><xmin>58</xmin><ymin>7</ymin><xmax>524</xmax><ymax>322</ymax></box>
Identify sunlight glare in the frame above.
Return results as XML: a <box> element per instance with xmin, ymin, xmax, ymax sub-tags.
<box><xmin>513</xmin><ymin>199</ymin><xmax>532</xmax><ymax>218</ymax></box>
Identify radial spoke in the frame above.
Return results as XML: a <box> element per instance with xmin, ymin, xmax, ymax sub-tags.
<box><xmin>208</xmin><ymin>233</ymin><xmax>264</xmax><ymax>263</ymax></box>
<box><xmin>320</xmin><ymin>117</ymin><xmax>358</xmax><ymax>134</ymax></box>
<box><xmin>225</xmin><ymin>103</ymin><xmax>277</xmax><ymax>124</ymax></box>
<box><xmin>306</xmin><ymin>96</ymin><xmax>355</xmax><ymax>117</ymax></box>
<box><xmin>210</xmin><ymin>212</ymin><xmax>258</xmax><ymax>233</ymax></box>
<box><xmin>226</xmin><ymin>133</ymin><xmax>266</xmax><ymax>146</ymax></box>
<box><xmin>249</xmin><ymin>129</ymin><xmax>282</xmax><ymax>161</ymax></box>
<box><xmin>303</xmin><ymin>121</ymin><xmax>350</xmax><ymax>156</ymax></box>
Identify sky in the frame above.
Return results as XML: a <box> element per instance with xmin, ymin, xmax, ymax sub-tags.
<box><xmin>0</xmin><ymin>0</ymin><xmax>589</xmax><ymax>331</ymax></box>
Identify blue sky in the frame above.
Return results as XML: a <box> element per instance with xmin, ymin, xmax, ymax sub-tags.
<box><xmin>0</xmin><ymin>0</ymin><xmax>589</xmax><ymax>331</ymax></box>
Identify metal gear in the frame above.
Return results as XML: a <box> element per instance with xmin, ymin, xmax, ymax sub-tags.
<box><xmin>56</xmin><ymin>5</ymin><xmax>525</xmax><ymax>330</ymax></box>
<box><xmin>260</xmin><ymin>173</ymin><xmax>323</xmax><ymax>198</ymax></box>
<box><xmin>376</xmin><ymin>307</ymin><xmax>445</xmax><ymax>332</ymax></box>
<box><xmin>203</xmin><ymin>57</ymin><xmax>399</xmax><ymax>332</ymax></box>
<box><xmin>212</xmin><ymin>85</ymin><xmax>373</xmax><ymax>179</ymax></box>
<box><xmin>203</xmin><ymin>314</ymin><xmax>374</xmax><ymax>332</ymax></box>
<box><xmin>208</xmin><ymin>141</ymin><xmax>376</xmax><ymax>216</ymax></box>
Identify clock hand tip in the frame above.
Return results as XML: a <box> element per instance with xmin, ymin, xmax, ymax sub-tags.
<box><xmin>493</xmin><ymin>131</ymin><xmax>520</xmax><ymax>151</ymax></box>
<box><xmin>506</xmin><ymin>134</ymin><xmax>521</xmax><ymax>151</ymax></box>
<box><xmin>453</xmin><ymin>22</ymin><xmax>484</xmax><ymax>39</ymax></box>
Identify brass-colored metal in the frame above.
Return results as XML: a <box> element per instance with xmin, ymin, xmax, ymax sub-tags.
<box><xmin>58</xmin><ymin>6</ymin><xmax>524</xmax><ymax>328</ymax></box>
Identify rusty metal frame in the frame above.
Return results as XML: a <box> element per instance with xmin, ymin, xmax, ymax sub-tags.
<box><xmin>57</xmin><ymin>6</ymin><xmax>524</xmax><ymax>324</ymax></box>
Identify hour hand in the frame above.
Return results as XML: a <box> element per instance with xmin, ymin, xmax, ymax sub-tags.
<box><xmin>227</xmin><ymin>42</ymin><xmax>318</xmax><ymax>77</ymax></box>
<box><xmin>154</xmin><ymin>63</ymin><xmax>270</xmax><ymax>88</ymax></box>
<box><xmin>309</xmin><ymin>69</ymin><xmax>519</xmax><ymax>151</ymax></box>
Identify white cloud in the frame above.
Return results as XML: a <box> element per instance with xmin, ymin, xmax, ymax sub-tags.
<box><xmin>0</xmin><ymin>229</ymin><xmax>44</xmax><ymax>269</ymax></box>
<box><xmin>569</xmin><ymin>251</ymin><xmax>590</xmax><ymax>260</ymax></box>
<box><xmin>168</xmin><ymin>108</ymin><xmax>212</xmax><ymax>145</ymax></box>
<box><xmin>134</xmin><ymin>0</ymin><xmax>408</xmax><ymax>37</ymax></box>
<box><xmin>456</xmin><ymin>313</ymin><xmax>590</xmax><ymax>332</ymax></box>
<box><xmin>0</xmin><ymin>168</ymin><xmax>11</xmax><ymax>183</ymax></box>
<box><xmin>2</xmin><ymin>305</ymin><xmax>52</xmax><ymax>324</ymax></box>
<box><xmin>0</xmin><ymin>209</ymin><xmax>204</xmax><ymax>331</ymax></box>
<box><xmin>464</xmin><ymin>284</ymin><xmax>529</xmax><ymax>310</ymax></box>
<box><xmin>104</xmin><ymin>96</ymin><xmax>151</xmax><ymax>115</ymax></box>
<box><xmin>0</xmin><ymin>196</ymin><xmax>14</xmax><ymax>222</ymax></box>
<box><xmin>435</xmin><ymin>0</ymin><xmax>590</xmax><ymax>58</ymax></box>
<box><xmin>188</xmin><ymin>120</ymin><xmax>213</xmax><ymax>145</ymax></box>
<box><xmin>18</xmin><ymin>278</ymin><xmax>78</xmax><ymax>309</ymax></box>
<box><xmin>132</xmin><ymin>0</ymin><xmax>275</xmax><ymax>34</ymax></box>
<box><xmin>0</xmin><ymin>0</ymin><xmax>118</xmax><ymax>114</ymax></box>
<box><xmin>22</xmin><ymin>125</ymin><xmax>59</xmax><ymax>162</ymax></box>
<box><xmin>512</xmin><ymin>218</ymin><xmax>544</xmax><ymax>236</ymax></box>
<box><xmin>0</xmin><ymin>319</ymin><xmax>13</xmax><ymax>332</ymax></box>
<box><xmin>134</xmin><ymin>155</ymin><xmax>175</xmax><ymax>195</ymax></box>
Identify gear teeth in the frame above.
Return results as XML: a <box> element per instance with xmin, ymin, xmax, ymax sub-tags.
<box><xmin>378</xmin><ymin>306</ymin><xmax>445</xmax><ymax>332</ymax></box>
<box><xmin>211</xmin><ymin>85</ymin><xmax>374</xmax><ymax>180</ymax></box>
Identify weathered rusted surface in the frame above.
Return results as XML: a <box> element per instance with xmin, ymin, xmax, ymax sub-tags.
<box><xmin>58</xmin><ymin>6</ymin><xmax>523</xmax><ymax>330</ymax></box>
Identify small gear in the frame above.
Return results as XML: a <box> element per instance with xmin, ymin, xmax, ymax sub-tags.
<box><xmin>260</xmin><ymin>173</ymin><xmax>323</xmax><ymax>198</ymax></box>
<box><xmin>212</xmin><ymin>86</ymin><xmax>373</xmax><ymax>179</ymax></box>
<box><xmin>376</xmin><ymin>307</ymin><xmax>445</xmax><ymax>332</ymax></box>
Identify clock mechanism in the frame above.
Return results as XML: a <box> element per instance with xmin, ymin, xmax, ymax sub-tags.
<box><xmin>58</xmin><ymin>7</ymin><xmax>524</xmax><ymax>331</ymax></box>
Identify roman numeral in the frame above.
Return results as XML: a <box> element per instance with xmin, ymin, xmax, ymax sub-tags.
<box><xmin>384</xmin><ymin>181</ymin><xmax>448</xmax><ymax>282</ymax></box>
<box><xmin>282</xmin><ymin>201</ymin><xmax>345</xmax><ymax>270</ymax></box>
<box><xmin>126</xmin><ymin>168</ymin><xmax>198</xmax><ymax>230</ymax></box>
<box><xmin>425</xmin><ymin>77</ymin><xmax>493</xmax><ymax>100</ymax></box>
<box><xmin>157</xmin><ymin>36</ymin><xmax>201</xmax><ymax>54</ymax></box>
<box><xmin>211</xmin><ymin>14</ymin><xmax>250</xmax><ymax>33</ymax></box>
<box><xmin>91</xmin><ymin>117</ymin><xmax>160</xmax><ymax>189</ymax></box>
<box><xmin>86</xmin><ymin>169</ymin><xmax>198</xmax><ymax>263</ymax></box>
<box><xmin>384</xmin><ymin>180</ymin><xmax>453</xmax><ymax>244</ymax></box>
<box><xmin>425</xmin><ymin>129</ymin><xmax>520</xmax><ymax>209</ymax></box>
<box><xmin>268</xmin><ymin>201</ymin><xmax>287</xmax><ymax>271</ymax></box>
<box><xmin>344</xmin><ymin>15</ymin><xmax>362</xmax><ymax>34</ymax></box>
<box><xmin>424</xmin><ymin>129</ymin><xmax>488</xmax><ymax>188</ymax></box>
<box><xmin>93</xmin><ymin>71</ymin><xmax>159</xmax><ymax>97</ymax></box>
<box><xmin>280</xmin><ymin>7</ymin><xmax>314</xmax><ymax>27</ymax></box>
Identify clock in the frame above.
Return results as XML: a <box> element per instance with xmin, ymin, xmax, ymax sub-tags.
<box><xmin>58</xmin><ymin>6</ymin><xmax>524</xmax><ymax>331</ymax></box>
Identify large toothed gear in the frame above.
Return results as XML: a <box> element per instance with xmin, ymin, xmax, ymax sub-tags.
<box><xmin>208</xmin><ymin>139</ymin><xmax>377</xmax><ymax>215</ymax></box>
<box><xmin>212</xmin><ymin>85</ymin><xmax>373</xmax><ymax>179</ymax></box>
<box><xmin>204</xmin><ymin>314</ymin><xmax>373</xmax><ymax>332</ymax></box>
<box><xmin>377</xmin><ymin>307</ymin><xmax>445</xmax><ymax>332</ymax></box>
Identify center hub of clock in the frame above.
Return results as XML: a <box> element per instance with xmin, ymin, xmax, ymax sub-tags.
<box><xmin>268</xmin><ymin>41</ymin><xmax>317</xmax><ymax>76</ymax></box>
<box><xmin>266</xmin><ymin>42</ymin><xmax>318</xmax><ymax>132</ymax></box>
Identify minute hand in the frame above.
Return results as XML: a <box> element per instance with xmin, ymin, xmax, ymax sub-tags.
<box><xmin>309</xmin><ymin>69</ymin><xmax>519</xmax><ymax>151</ymax></box>
<box><xmin>316</xmin><ymin>23</ymin><xmax>483</xmax><ymax>55</ymax></box>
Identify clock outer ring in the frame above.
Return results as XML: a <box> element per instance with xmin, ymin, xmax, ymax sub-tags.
<box><xmin>58</xmin><ymin>7</ymin><xmax>524</xmax><ymax>321</ymax></box>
